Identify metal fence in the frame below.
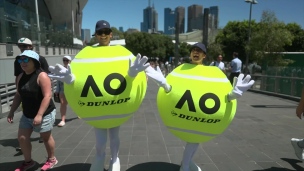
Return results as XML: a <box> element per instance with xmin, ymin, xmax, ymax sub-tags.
<box><xmin>0</xmin><ymin>80</ymin><xmax>57</xmax><ymax>116</ymax></box>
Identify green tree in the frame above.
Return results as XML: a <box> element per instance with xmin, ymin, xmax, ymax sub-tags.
<box><xmin>179</xmin><ymin>42</ymin><xmax>191</xmax><ymax>58</ymax></box>
<box><xmin>249</xmin><ymin>10</ymin><xmax>294</xmax><ymax>66</ymax></box>
<box><xmin>215</xmin><ymin>20</ymin><xmax>258</xmax><ymax>62</ymax></box>
<box><xmin>111</xmin><ymin>27</ymin><xmax>124</xmax><ymax>40</ymax></box>
<box><xmin>206</xmin><ymin>42</ymin><xmax>223</xmax><ymax>64</ymax></box>
<box><xmin>284</xmin><ymin>23</ymin><xmax>304</xmax><ymax>52</ymax></box>
<box><xmin>125</xmin><ymin>32</ymin><xmax>174</xmax><ymax>59</ymax></box>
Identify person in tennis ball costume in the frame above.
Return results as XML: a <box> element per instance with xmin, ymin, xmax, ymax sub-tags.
<box><xmin>48</xmin><ymin>20</ymin><xmax>150</xmax><ymax>171</ymax></box>
<box><xmin>145</xmin><ymin>43</ymin><xmax>255</xmax><ymax>171</ymax></box>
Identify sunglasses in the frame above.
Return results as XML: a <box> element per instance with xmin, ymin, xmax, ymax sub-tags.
<box><xmin>63</xmin><ymin>59</ymin><xmax>70</xmax><ymax>62</ymax></box>
<box><xmin>96</xmin><ymin>29</ymin><xmax>111</xmax><ymax>35</ymax></box>
<box><xmin>18</xmin><ymin>44</ymin><xmax>30</xmax><ymax>48</ymax></box>
<box><xmin>18</xmin><ymin>57</ymin><xmax>30</xmax><ymax>64</ymax></box>
<box><xmin>191</xmin><ymin>47</ymin><xmax>203</xmax><ymax>52</ymax></box>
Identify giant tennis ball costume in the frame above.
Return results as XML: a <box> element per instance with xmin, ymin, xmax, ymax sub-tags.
<box><xmin>157</xmin><ymin>63</ymin><xmax>237</xmax><ymax>143</ymax></box>
<box><xmin>64</xmin><ymin>45</ymin><xmax>147</xmax><ymax>128</ymax></box>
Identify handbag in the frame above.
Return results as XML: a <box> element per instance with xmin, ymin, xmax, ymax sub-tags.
<box><xmin>53</xmin><ymin>93</ymin><xmax>60</xmax><ymax>103</ymax></box>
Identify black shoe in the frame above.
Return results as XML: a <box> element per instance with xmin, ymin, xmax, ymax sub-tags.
<box><xmin>39</xmin><ymin>137</ymin><xmax>43</xmax><ymax>143</ymax></box>
<box><xmin>15</xmin><ymin>147</ymin><xmax>21</xmax><ymax>151</ymax></box>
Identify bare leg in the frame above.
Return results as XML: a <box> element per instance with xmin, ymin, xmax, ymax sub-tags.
<box><xmin>59</xmin><ymin>93</ymin><xmax>67</xmax><ymax>123</ymax></box>
<box><xmin>40</xmin><ymin>131</ymin><xmax>55</xmax><ymax>159</ymax></box>
<box><xmin>18</xmin><ymin>128</ymin><xmax>33</xmax><ymax>162</ymax></box>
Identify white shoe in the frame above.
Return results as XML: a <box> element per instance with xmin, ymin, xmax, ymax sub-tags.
<box><xmin>108</xmin><ymin>157</ymin><xmax>120</xmax><ymax>171</ymax></box>
<box><xmin>90</xmin><ymin>156</ymin><xmax>105</xmax><ymax>171</ymax></box>
<box><xmin>291</xmin><ymin>138</ymin><xmax>304</xmax><ymax>161</ymax></box>
<box><xmin>190</xmin><ymin>161</ymin><xmax>201</xmax><ymax>171</ymax></box>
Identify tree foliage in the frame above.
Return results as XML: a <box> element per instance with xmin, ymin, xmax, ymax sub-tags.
<box><xmin>125</xmin><ymin>32</ymin><xmax>174</xmax><ymax>59</ymax></box>
<box><xmin>249</xmin><ymin>10</ymin><xmax>294</xmax><ymax>66</ymax></box>
<box><xmin>215</xmin><ymin>10</ymin><xmax>302</xmax><ymax>67</ymax></box>
<box><xmin>206</xmin><ymin>42</ymin><xmax>223</xmax><ymax>64</ymax></box>
<box><xmin>215</xmin><ymin>20</ymin><xmax>258</xmax><ymax>62</ymax></box>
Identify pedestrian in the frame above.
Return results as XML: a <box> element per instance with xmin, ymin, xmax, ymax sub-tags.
<box><xmin>55</xmin><ymin>55</ymin><xmax>72</xmax><ymax>127</ymax></box>
<box><xmin>210</xmin><ymin>54</ymin><xmax>225</xmax><ymax>73</ymax></box>
<box><xmin>14</xmin><ymin>38</ymin><xmax>50</xmax><ymax>147</ymax></box>
<box><xmin>145</xmin><ymin>43</ymin><xmax>254</xmax><ymax>171</ymax></box>
<box><xmin>228</xmin><ymin>52</ymin><xmax>242</xmax><ymax>84</ymax></box>
<box><xmin>7</xmin><ymin>50</ymin><xmax>57</xmax><ymax>171</ymax></box>
<box><xmin>291</xmin><ymin>86</ymin><xmax>304</xmax><ymax>161</ymax></box>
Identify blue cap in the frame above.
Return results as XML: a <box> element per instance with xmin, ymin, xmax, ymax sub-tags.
<box><xmin>93</xmin><ymin>20</ymin><xmax>111</xmax><ymax>35</ymax></box>
<box><xmin>191</xmin><ymin>43</ymin><xmax>207</xmax><ymax>54</ymax></box>
<box><xmin>19</xmin><ymin>50</ymin><xmax>40</xmax><ymax>63</ymax></box>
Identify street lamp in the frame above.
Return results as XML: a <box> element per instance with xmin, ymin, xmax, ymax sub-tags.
<box><xmin>168</xmin><ymin>26</ymin><xmax>175</xmax><ymax>35</ymax></box>
<box><xmin>244</xmin><ymin>0</ymin><xmax>258</xmax><ymax>73</ymax></box>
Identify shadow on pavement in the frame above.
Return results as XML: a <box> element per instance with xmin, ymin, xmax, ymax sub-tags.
<box><xmin>0</xmin><ymin>160</ymin><xmax>40</xmax><ymax>171</ymax></box>
<box><xmin>54</xmin><ymin>117</ymin><xmax>79</xmax><ymax>126</ymax></box>
<box><xmin>51</xmin><ymin>163</ymin><xmax>93</xmax><ymax>171</ymax></box>
<box><xmin>252</xmin><ymin>158</ymin><xmax>304</xmax><ymax>171</ymax></box>
<box><xmin>0</xmin><ymin>137</ymin><xmax>40</xmax><ymax>148</ymax></box>
<box><xmin>251</xmin><ymin>105</ymin><xmax>297</xmax><ymax>108</ymax></box>
<box><xmin>127</xmin><ymin>162</ymin><xmax>180</xmax><ymax>171</ymax></box>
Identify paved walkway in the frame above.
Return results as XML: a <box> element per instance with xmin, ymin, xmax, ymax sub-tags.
<box><xmin>0</xmin><ymin>80</ymin><xmax>303</xmax><ymax>171</ymax></box>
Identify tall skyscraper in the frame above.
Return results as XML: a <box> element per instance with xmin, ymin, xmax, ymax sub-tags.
<box><xmin>203</xmin><ymin>8</ymin><xmax>210</xmax><ymax>46</ymax></box>
<box><xmin>119</xmin><ymin>27</ymin><xmax>124</xmax><ymax>32</ymax></box>
<box><xmin>209</xmin><ymin>6</ymin><xmax>219</xmax><ymax>29</ymax></box>
<box><xmin>164</xmin><ymin>8</ymin><xmax>176</xmax><ymax>35</ymax></box>
<box><xmin>175</xmin><ymin>6</ymin><xmax>185</xmax><ymax>34</ymax></box>
<box><xmin>187</xmin><ymin>4</ymin><xmax>203</xmax><ymax>32</ymax></box>
<box><xmin>141</xmin><ymin>1</ymin><xmax>158</xmax><ymax>33</ymax></box>
<box><xmin>81</xmin><ymin>29</ymin><xmax>91</xmax><ymax>43</ymax></box>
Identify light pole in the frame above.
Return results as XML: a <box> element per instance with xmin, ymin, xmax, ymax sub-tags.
<box><xmin>168</xmin><ymin>26</ymin><xmax>175</xmax><ymax>35</ymax></box>
<box><xmin>245</xmin><ymin>0</ymin><xmax>258</xmax><ymax>73</ymax></box>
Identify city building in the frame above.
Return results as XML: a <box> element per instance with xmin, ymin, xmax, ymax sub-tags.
<box><xmin>164</xmin><ymin>8</ymin><xmax>176</xmax><ymax>35</ymax></box>
<box><xmin>175</xmin><ymin>6</ymin><xmax>185</xmax><ymax>34</ymax></box>
<box><xmin>210</xmin><ymin>6</ymin><xmax>219</xmax><ymax>29</ymax></box>
<box><xmin>203</xmin><ymin>8</ymin><xmax>210</xmax><ymax>46</ymax></box>
<box><xmin>119</xmin><ymin>26</ymin><xmax>124</xmax><ymax>32</ymax></box>
<box><xmin>81</xmin><ymin>29</ymin><xmax>91</xmax><ymax>44</ymax></box>
<box><xmin>187</xmin><ymin>4</ymin><xmax>203</xmax><ymax>32</ymax></box>
<box><xmin>0</xmin><ymin>0</ymin><xmax>87</xmax><ymax>46</ymax></box>
<box><xmin>141</xmin><ymin>1</ymin><xmax>158</xmax><ymax>33</ymax></box>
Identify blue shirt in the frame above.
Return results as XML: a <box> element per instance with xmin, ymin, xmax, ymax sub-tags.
<box><xmin>230</xmin><ymin>58</ymin><xmax>242</xmax><ymax>73</ymax></box>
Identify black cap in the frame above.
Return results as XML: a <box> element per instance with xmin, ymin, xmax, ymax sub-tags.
<box><xmin>92</xmin><ymin>20</ymin><xmax>111</xmax><ymax>36</ymax></box>
<box><xmin>190</xmin><ymin>43</ymin><xmax>207</xmax><ymax>54</ymax></box>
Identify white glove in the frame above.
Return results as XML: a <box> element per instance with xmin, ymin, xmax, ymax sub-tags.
<box><xmin>227</xmin><ymin>73</ymin><xmax>255</xmax><ymax>101</ymax></box>
<box><xmin>48</xmin><ymin>64</ymin><xmax>75</xmax><ymax>84</ymax></box>
<box><xmin>145</xmin><ymin>65</ymin><xmax>171</xmax><ymax>93</ymax></box>
<box><xmin>128</xmin><ymin>54</ymin><xmax>150</xmax><ymax>77</ymax></box>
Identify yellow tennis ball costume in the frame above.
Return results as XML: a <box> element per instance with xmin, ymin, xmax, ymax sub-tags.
<box><xmin>64</xmin><ymin>45</ymin><xmax>147</xmax><ymax>128</ymax></box>
<box><xmin>157</xmin><ymin>63</ymin><xmax>237</xmax><ymax>143</ymax></box>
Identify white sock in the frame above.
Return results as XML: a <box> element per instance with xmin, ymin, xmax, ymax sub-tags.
<box><xmin>109</xmin><ymin>126</ymin><xmax>120</xmax><ymax>163</ymax></box>
<box><xmin>298</xmin><ymin>139</ymin><xmax>304</xmax><ymax>148</ymax></box>
<box><xmin>182</xmin><ymin>142</ymin><xmax>199</xmax><ymax>171</ymax></box>
<box><xmin>94</xmin><ymin>128</ymin><xmax>107</xmax><ymax>159</ymax></box>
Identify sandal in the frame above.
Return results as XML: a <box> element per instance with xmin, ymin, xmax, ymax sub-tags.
<box><xmin>58</xmin><ymin>121</ymin><xmax>65</xmax><ymax>127</ymax></box>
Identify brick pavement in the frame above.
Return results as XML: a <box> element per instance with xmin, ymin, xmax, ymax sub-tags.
<box><xmin>0</xmin><ymin>80</ymin><xmax>303</xmax><ymax>171</ymax></box>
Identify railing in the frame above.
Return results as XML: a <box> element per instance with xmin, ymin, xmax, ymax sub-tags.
<box><xmin>0</xmin><ymin>80</ymin><xmax>57</xmax><ymax>115</ymax></box>
<box><xmin>250</xmin><ymin>74</ymin><xmax>304</xmax><ymax>97</ymax></box>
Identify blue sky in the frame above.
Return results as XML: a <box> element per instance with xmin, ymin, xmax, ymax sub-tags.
<box><xmin>82</xmin><ymin>0</ymin><xmax>304</xmax><ymax>35</ymax></box>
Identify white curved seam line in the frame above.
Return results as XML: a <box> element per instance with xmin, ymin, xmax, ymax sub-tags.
<box><xmin>72</xmin><ymin>54</ymin><xmax>134</xmax><ymax>63</ymax></box>
<box><xmin>82</xmin><ymin>113</ymin><xmax>133</xmax><ymax>121</ymax></box>
<box><xmin>170</xmin><ymin>71</ymin><xmax>229</xmax><ymax>82</ymax></box>
<box><xmin>167</xmin><ymin>126</ymin><xmax>219</xmax><ymax>137</ymax></box>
